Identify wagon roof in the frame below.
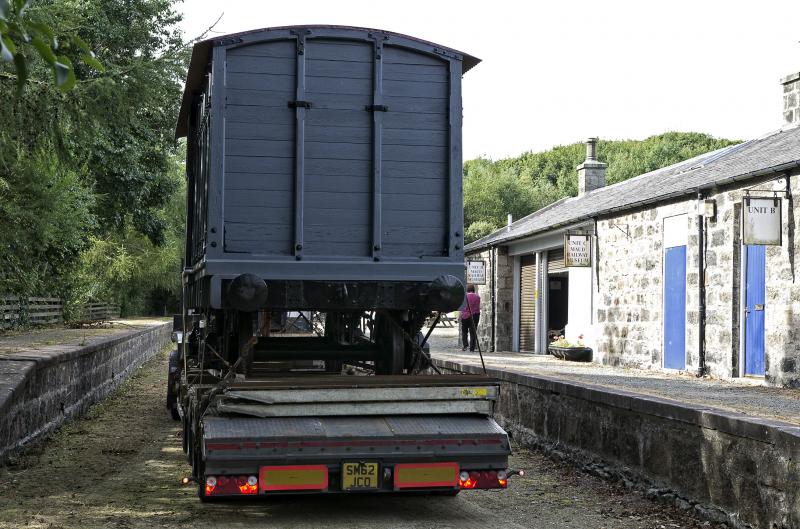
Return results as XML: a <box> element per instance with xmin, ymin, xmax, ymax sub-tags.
<box><xmin>176</xmin><ymin>25</ymin><xmax>480</xmax><ymax>138</ymax></box>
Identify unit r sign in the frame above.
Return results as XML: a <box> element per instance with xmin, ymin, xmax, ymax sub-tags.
<box><xmin>743</xmin><ymin>197</ymin><xmax>782</xmax><ymax>246</ymax></box>
<box><xmin>466</xmin><ymin>260</ymin><xmax>486</xmax><ymax>285</ymax></box>
<box><xmin>564</xmin><ymin>234</ymin><xmax>592</xmax><ymax>267</ymax></box>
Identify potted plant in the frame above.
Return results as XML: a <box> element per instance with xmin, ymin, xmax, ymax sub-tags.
<box><xmin>548</xmin><ymin>334</ymin><xmax>592</xmax><ymax>362</ymax></box>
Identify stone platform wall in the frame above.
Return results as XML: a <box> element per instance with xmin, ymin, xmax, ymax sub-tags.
<box><xmin>0</xmin><ymin>322</ymin><xmax>171</xmax><ymax>462</ymax></box>
<box><xmin>435</xmin><ymin>358</ymin><xmax>800</xmax><ymax>529</ymax></box>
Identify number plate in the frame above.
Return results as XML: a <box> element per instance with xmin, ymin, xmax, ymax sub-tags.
<box><xmin>342</xmin><ymin>462</ymin><xmax>379</xmax><ymax>490</ymax></box>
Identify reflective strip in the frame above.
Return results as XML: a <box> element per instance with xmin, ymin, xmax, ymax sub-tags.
<box><xmin>260</xmin><ymin>465</ymin><xmax>328</xmax><ymax>491</ymax></box>
<box><xmin>394</xmin><ymin>462</ymin><xmax>459</xmax><ymax>489</ymax></box>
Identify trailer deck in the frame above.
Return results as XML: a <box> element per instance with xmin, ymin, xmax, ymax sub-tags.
<box><xmin>197</xmin><ymin>374</ymin><xmax>511</xmax><ymax>496</ymax></box>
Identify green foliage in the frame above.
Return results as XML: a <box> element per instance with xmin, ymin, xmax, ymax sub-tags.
<box><xmin>0</xmin><ymin>0</ymin><xmax>103</xmax><ymax>92</ymax></box>
<box><xmin>0</xmin><ymin>0</ymin><xmax>187</xmax><ymax>317</ymax></box>
<box><xmin>464</xmin><ymin>132</ymin><xmax>740</xmax><ymax>243</ymax></box>
<box><xmin>0</xmin><ymin>147</ymin><xmax>95</xmax><ymax>296</ymax></box>
<box><xmin>67</xmin><ymin>155</ymin><xmax>185</xmax><ymax>317</ymax></box>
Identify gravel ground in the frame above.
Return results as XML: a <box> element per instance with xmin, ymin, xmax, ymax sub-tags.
<box><xmin>0</xmin><ymin>345</ymin><xmax>720</xmax><ymax>529</ymax></box>
<box><xmin>428</xmin><ymin>326</ymin><xmax>800</xmax><ymax>425</ymax></box>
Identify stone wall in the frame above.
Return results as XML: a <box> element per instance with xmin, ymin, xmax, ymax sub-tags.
<box><xmin>435</xmin><ymin>358</ymin><xmax>800</xmax><ymax>529</ymax></box>
<box><xmin>595</xmin><ymin>202</ymin><xmax>693</xmax><ymax>369</ymax></box>
<box><xmin>0</xmin><ymin>322</ymin><xmax>171</xmax><ymax>462</ymax></box>
<box><xmin>466</xmin><ymin>247</ymin><xmax>514</xmax><ymax>352</ymax></box>
<box><xmin>595</xmin><ymin>170</ymin><xmax>800</xmax><ymax>386</ymax></box>
<box><xmin>783</xmin><ymin>72</ymin><xmax>800</xmax><ymax>127</ymax></box>
<box><xmin>493</xmin><ymin>247</ymin><xmax>514</xmax><ymax>352</ymax></box>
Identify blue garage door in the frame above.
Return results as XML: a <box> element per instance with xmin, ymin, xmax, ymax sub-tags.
<box><xmin>745</xmin><ymin>245</ymin><xmax>766</xmax><ymax>376</ymax></box>
<box><xmin>664</xmin><ymin>245</ymin><xmax>687</xmax><ymax>370</ymax></box>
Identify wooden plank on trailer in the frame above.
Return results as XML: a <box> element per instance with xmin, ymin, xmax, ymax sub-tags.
<box><xmin>225</xmin><ymin>385</ymin><xmax>498</xmax><ymax>404</ymax></box>
<box><xmin>216</xmin><ymin>400</ymin><xmax>493</xmax><ymax>417</ymax></box>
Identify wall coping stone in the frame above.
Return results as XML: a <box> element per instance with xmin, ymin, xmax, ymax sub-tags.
<box><xmin>433</xmin><ymin>358</ymin><xmax>800</xmax><ymax>447</ymax></box>
<box><xmin>0</xmin><ymin>321</ymin><xmax>167</xmax><ymax>367</ymax></box>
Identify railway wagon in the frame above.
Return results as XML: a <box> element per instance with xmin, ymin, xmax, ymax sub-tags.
<box><xmin>172</xmin><ymin>26</ymin><xmax>513</xmax><ymax>500</ymax></box>
<box><xmin>176</xmin><ymin>25</ymin><xmax>480</xmax><ymax>372</ymax></box>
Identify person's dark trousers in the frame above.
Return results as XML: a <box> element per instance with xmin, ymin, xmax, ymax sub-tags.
<box><xmin>461</xmin><ymin>313</ymin><xmax>481</xmax><ymax>351</ymax></box>
<box><xmin>469</xmin><ymin>313</ymin><xmax>480</xmax><ymax>351</ymax></box>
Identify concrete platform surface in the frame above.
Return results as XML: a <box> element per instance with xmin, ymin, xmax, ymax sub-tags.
<box><xmin>427</xmin><ymin>327</ymin><xmax>800</xmax><ymax>426</ymax></box>
<box><xmin>0</xmin><ymin>318</ymin><xmax>168</xmax><ymax>358</ymax></box>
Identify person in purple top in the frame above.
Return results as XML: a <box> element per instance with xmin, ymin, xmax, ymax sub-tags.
<box><xmin>460</xmin><ymin>284</ymin><xmax>481</xmax><ymax>352</ymax></box>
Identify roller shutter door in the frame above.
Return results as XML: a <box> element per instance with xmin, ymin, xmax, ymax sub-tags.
<box><xmin>519</xmin><ymin>255</ymin><xmax>537</xmax><ymax>352</ymax></box>
<box><xmin>548</xmin><ymin>248</ymin><xmax>566</xmax><ymax>273</ymax></box>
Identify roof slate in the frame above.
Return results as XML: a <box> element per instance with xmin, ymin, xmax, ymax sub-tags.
<box><xmin>465</xmin><ymin>127</ymin><xmax>800</xmax><ymax>252</ymax></box>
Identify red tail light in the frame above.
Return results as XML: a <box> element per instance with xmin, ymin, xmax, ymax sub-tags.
<box><xmin>204</xmin><ymin>475</ymin><xmax>258</xmax><ymax>496</ymax></box>
<box><xmin>458</xmin><ymin>469</ymin><xmax>507</xmax><ymax>490</ymax></box>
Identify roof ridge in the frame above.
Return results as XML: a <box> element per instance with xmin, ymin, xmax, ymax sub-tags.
<box><xmin>466</xmin><ymin>126</ymin><xmax>800</xmax><ymax>254</ymax></box>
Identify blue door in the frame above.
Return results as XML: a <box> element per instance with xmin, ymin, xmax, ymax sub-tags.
<box><xmin>745</xmin><ymin>245</ymin><xmax>766</xmax><ymax>376</ymax></box>
<box><xmin>664</xmin><ymin>245</ymin><xmax>687</xmax><ymax>369</ymax></box>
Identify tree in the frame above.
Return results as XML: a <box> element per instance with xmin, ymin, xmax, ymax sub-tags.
<box><xmin>463</xmin><ymin>132</ymin><xmax>739</xmax><ymax>243</ymax></box>
<box><xmin>0</xmin><ymin>0</ymin><xmax>187</xmax><ymax>314</ymax></box>
<box><xmin>0</xmin><ymin>0</ymin><xmax>103</xmax><ymax>91</ymax></box>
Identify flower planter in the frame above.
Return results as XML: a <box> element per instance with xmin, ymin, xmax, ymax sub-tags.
<box><xmin>548</xmin><ymin>345</ymin><xmax>593</xmax><ymax>362</ymax></box>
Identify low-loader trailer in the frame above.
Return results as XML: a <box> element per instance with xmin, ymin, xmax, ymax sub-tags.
<box><xmin>170</xmin><ymin>25</ymin><xmax>513</xmax><ymax>500</ymax></box>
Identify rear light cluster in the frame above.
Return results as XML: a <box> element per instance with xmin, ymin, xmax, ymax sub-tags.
<box><xmin>459</xmin><ymin>470</ymin><xmax>508</xmax><ymax>489</ymax></box>
<box><xmin>205</xmin><ymin>475</ymin><xmax>258</xmax><ymax>496</ymax></box>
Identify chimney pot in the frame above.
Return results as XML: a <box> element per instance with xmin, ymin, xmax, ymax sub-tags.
<box><xmin>586</xmin><ymin>137</ymin><xmax>598</xmax><ymax>161</ymax></box>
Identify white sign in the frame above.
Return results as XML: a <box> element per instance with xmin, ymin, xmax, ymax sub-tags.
<box><xmin>466</xmin><ymin>260</ymin><xmax>486</xmax><ymax>285</ymax></box>
<box><xmin>743</xmin><ymin>197</ymin><xmax>782</xmax><ymax>246</ymax></box>
<box><xmin>564</xmin><ymin>234</ymin><xmax>592</xmax><ymax>267</ymax></box>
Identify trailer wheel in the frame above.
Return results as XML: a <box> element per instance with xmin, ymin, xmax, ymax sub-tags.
<box><xmin>375</xmin><ymin>313</ymin><xmax>404</xmax><ymax>375</ymax></box>
<box><xmin>166</xmin><ymin>350</ymin><xmax>181</xmax><ymax>420</ymax></box>
<box><xmin>181</xmin><ymin>413</ymin><xmax>189</xmax><ymax>454</ymax></box>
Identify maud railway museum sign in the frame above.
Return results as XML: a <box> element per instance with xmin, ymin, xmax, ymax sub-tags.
<box><xmin>564</xmin><ymin>234</ymin><xmax>592</xmax><ymax>267</ymax></box>
<box><xmin>466</xmin><ymin>260</ymin><xmax>487</xmax><ymax>285</ymax></box>
<box><xmin>743</xmin><ymin>197</ymin><xmax>782</xmax><ymax>246</ymax></box>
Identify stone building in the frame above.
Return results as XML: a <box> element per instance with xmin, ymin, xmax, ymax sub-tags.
<box><xmin>465</xmin><ymin>71</ymin><xmax>800</xmax><ymax>386</ymax></box>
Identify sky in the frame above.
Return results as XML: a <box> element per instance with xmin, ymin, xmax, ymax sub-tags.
<box><xmin>178</xmin><ymin>0</ymin><xmax>800</xmax><ymax>161</ymax></box>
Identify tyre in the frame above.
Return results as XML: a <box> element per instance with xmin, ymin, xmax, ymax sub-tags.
<box><xmin>375</xmin><ymin>312</ymin><xmax>404</xmax><ymax>375</ymax></box>
<box><xmin>166</xmin><ymin>350</ymin><xmax>181</xmax><ymax>421</ymax></box>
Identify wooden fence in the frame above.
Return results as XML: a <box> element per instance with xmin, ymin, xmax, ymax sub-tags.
<box><xmin>0</xmin><ymin>296</ymin><xmax>120</xmax><ymax>328</ymax></box>
<box><xmin>74</xmin><ymin>302</ymin><xmax>121</xmax><ymax>322</ymax></box>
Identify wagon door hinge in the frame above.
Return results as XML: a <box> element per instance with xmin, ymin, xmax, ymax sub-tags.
<box><xmin>288</xmin><ymin>100</ymin><xmax>312</xmax><ymax>109</ymax></box>
<box><xmin>365</xmin><ymin>104</ymin><xmax>389</xmax><ymax>112</ymax></box>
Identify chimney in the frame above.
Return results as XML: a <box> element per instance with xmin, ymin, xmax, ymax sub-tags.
<box><xmin>577</xmin><ymin>137</ymin><xmax>607</xmax><ymax>195</ymax></box>
<box><xmin>507</xmin><ymin>213</ymin><xmax>513</xmax><ymax>230</ymax></box>
<box><xmin>782</xmin><ymin>72</ymin><xmax>800</xmax><ymax>128</ymax></box>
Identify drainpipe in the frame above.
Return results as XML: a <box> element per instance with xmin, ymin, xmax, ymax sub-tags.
<box><xmin>697</xmin><ymin>190</ymin><xmax>708</xmax><ymax>377</ymax></box>
<box><xmin>490</xmin><ymin>246</ymin><xmax>496</xmax><ymax>352</ymax></box>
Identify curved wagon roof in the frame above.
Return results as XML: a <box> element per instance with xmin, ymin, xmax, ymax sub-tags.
<box><xmin>176</xmin><ymin>25</ymin><xmax>480</xmax><ymax>138</ymax></box>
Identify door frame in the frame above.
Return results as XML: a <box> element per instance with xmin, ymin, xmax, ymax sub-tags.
<box><xmin>738</xmin><ymin>242</ymin><xmax>747</xmax><ymax>377</ymax></box>
<box><xmin>512</xmin><ymin>255</ymin><xmax>521</xmax><ymax>352</ymax></box>
<box><xmin>661</xmin><ymin>214</ymin><xmax>688</xmax><ymax>371</ymax></box>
